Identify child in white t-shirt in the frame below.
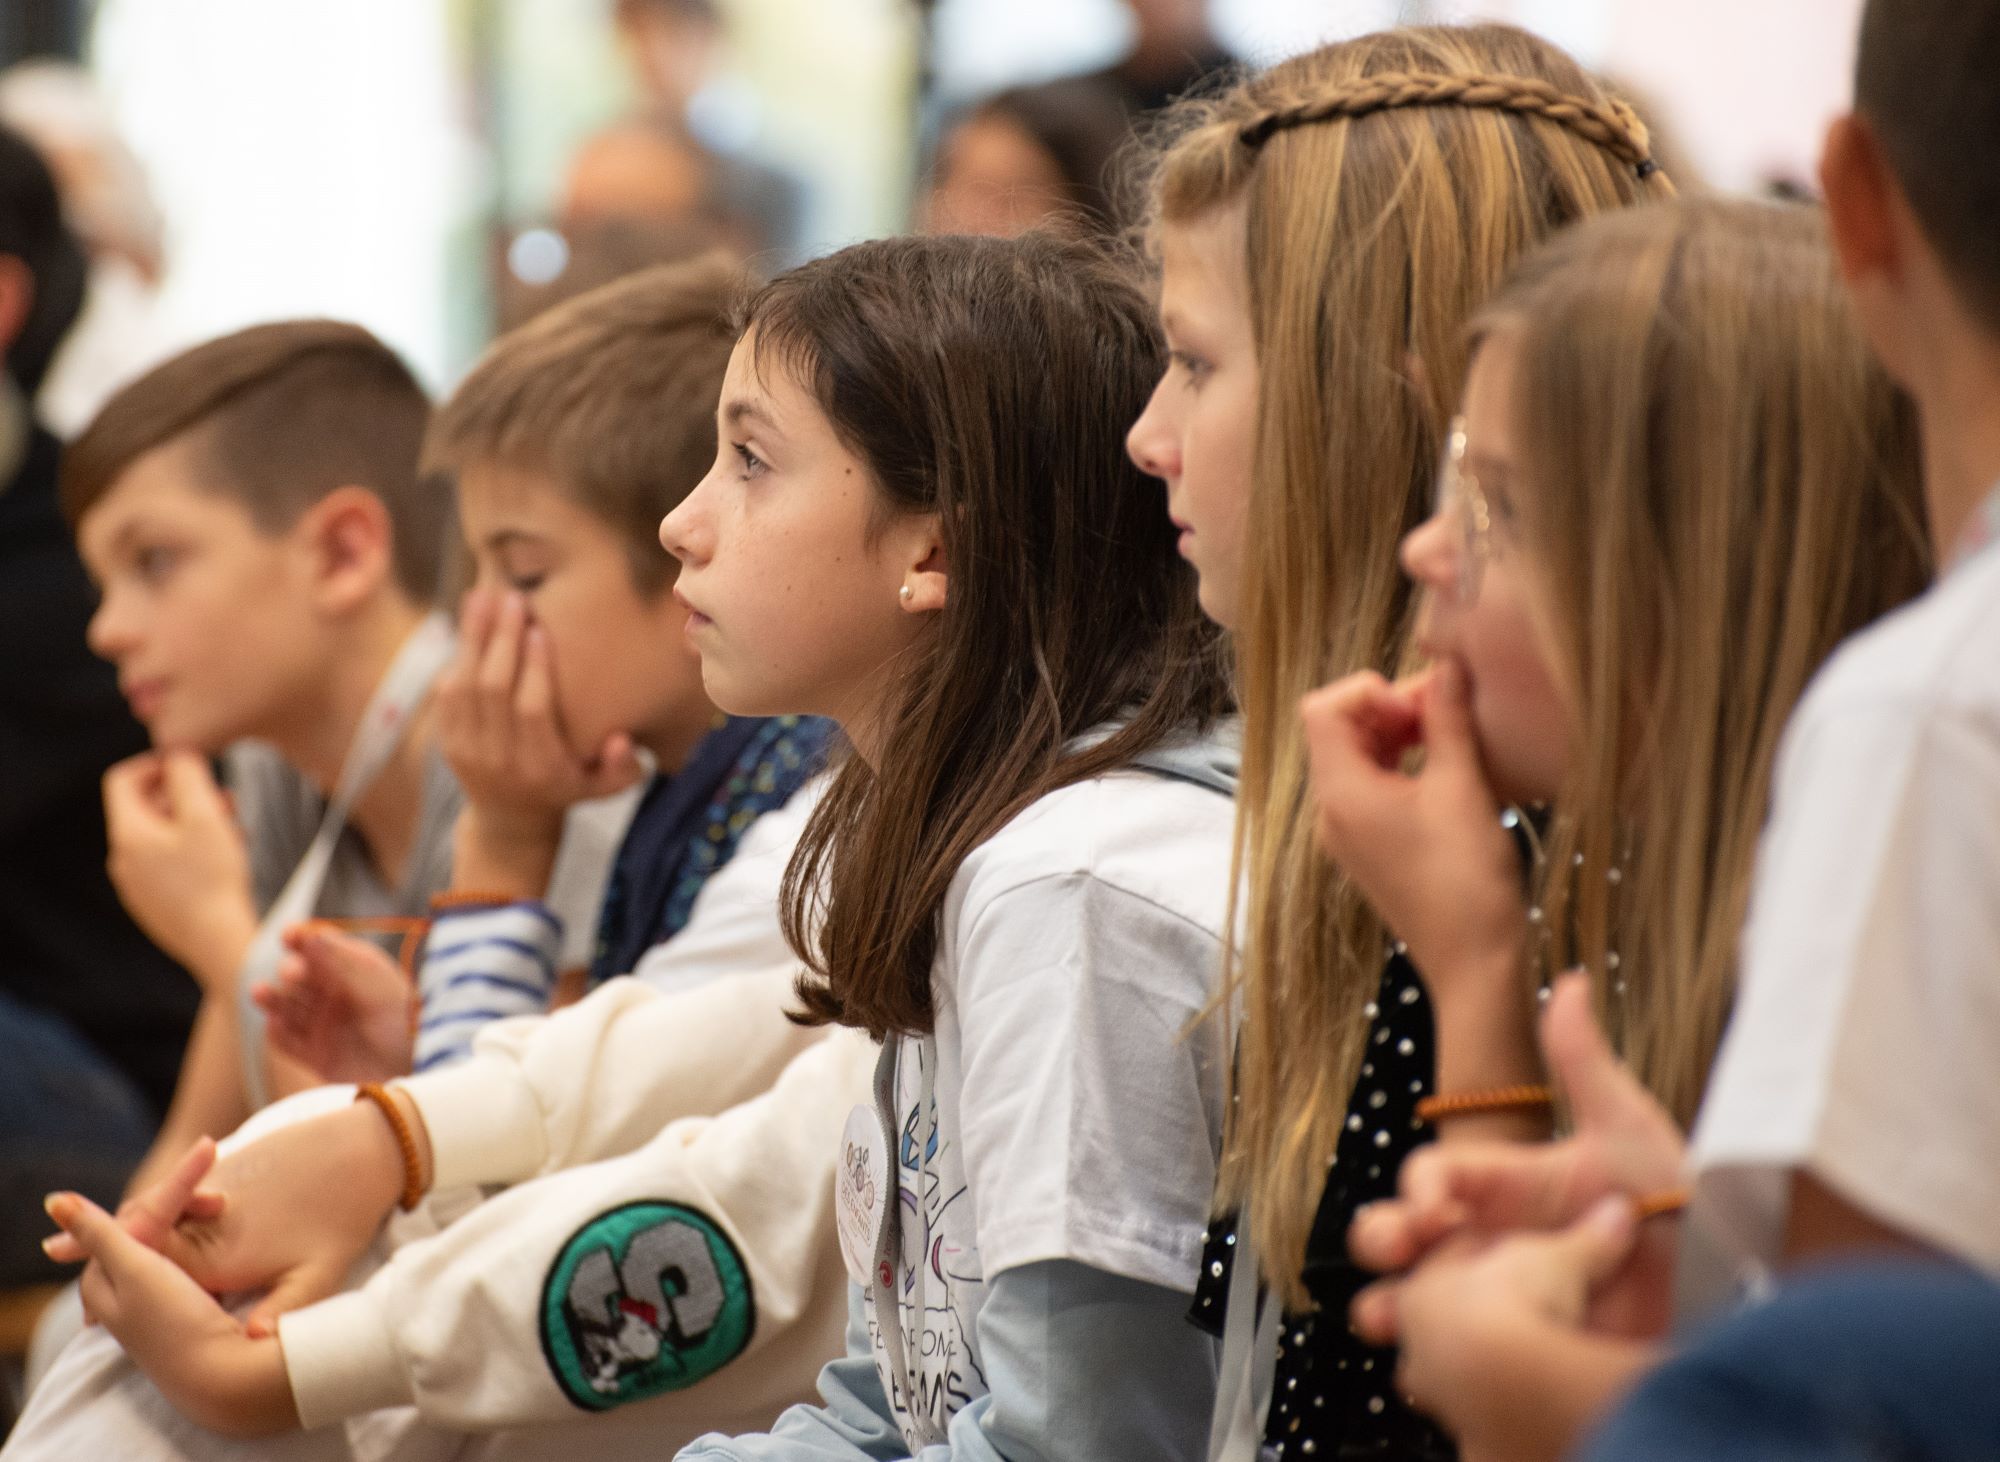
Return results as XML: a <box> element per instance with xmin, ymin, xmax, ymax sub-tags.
<box><xmin>39</xmin><ymin>231</ymin><xmax>1239</xmax><ymax>1462</ymax></box>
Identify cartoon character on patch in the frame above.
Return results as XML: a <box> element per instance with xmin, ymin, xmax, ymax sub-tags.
<box><xmin>539</xmin><ymin>1200</ymin><xmax>756</xmax><ymax>1411</ymax></box>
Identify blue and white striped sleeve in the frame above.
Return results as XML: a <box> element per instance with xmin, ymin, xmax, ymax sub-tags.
<box><xmin>413</xmin><ymin>903</ymin><xmax>566</xmax><ymax>1073</ymax></box>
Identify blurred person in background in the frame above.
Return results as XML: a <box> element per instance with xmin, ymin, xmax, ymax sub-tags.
<box><xmin>503</xmin><ymin>118</ymin><xmax>774</xmax><ymax>316</ymax></box>
<box><xmin>1083</xmin><ymin>0</ymin><xmax>1232</xmax><ymax>118</ymax></box>
<box><xmin>608</xmin><ymin>0</ymin><xmax>805</xmax><ymax>260</ymax></box>
<box><xmin>919</xmin><ymin>78</ymin><xmax>1135</xmax><ymax>239</ymax></box>
<box><xmin>0</xmin><ymin>61</ymin><xmax>173</xmax><ymax>438</ymax></box>
<box><xmin>0</xmin><ymin>120</ymin><xmax>197</xmax><ymax>1293</ymax></box>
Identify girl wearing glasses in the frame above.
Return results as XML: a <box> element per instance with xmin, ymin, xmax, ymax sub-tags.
<box><xmin>1125</xmin><ymin>24</ymin><xmax>1668</xmax><ymax>1459</ymax></box>
<box><xmin>1301</xmin><ymin>195</ymin><xmax>1930</xmax><ymax>1449</ymax></box>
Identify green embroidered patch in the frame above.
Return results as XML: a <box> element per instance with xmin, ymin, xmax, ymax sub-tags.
<box><xmin>539</xmin><ymin>1201</ymin><xmax>755</xmax><ymax>1410</ymax></box>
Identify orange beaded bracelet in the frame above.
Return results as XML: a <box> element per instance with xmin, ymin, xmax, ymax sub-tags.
<box><xmin>1635</xmin><ymin>1187</ymin><xmax>1690</xmax><ymax>1221</ymax></box>
<box><xmin>1414</xmin><ymin>1084</ymin><xmax>1555</xmax><ymax>1124</ymax></box>
<box><xmin>355</xmin><ymin>1082</ymin><xmax>426</xmax><ymax>1212</ymax></box>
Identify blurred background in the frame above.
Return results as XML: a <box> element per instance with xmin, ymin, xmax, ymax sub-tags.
<box><xmin>0</xmin><ymin>0</ymin><xmax>1865</xmax><ymax>411</ymax></box>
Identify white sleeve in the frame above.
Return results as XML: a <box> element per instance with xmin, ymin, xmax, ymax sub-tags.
<box><xmin>279</xmin><ymin>1028</ymin><xmax>876</xmax><ymax>1432</ymax></box>
<box><xmin>400</xmin><ymin>962</ymin><xmax>822</xmax><ymax>1191</ymax></box>
<box><xmin>397</xmin><ymin>795</ymin><xmax>811</xmax><ymax>1185</ymax></box>
<box><xmin>953</xmin><ymin>872</ymin><xmax>1227</xmax><ymax>1294</ymax></box>
<box><xmin>1691</xmin><ymin>698</ymin><xmax>2000</xmax><ymax>1275</ymax></box>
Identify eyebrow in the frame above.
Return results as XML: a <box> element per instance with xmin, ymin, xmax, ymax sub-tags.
<box><xmin>484</xmin><ymin>528</ymin><xmax>551</xmax><ymax>553</ymax></box>
<box><xmin>722</xmin><ymin>397</ymin><xmax>780</xmax><ymax>434</ymax></box>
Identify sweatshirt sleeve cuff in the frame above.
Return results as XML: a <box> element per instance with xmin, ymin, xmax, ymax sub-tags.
<box><xmin>279</xmin><ymin>1289</ymin><xmax>416</xmax><ymax>1429</ymax></box>
<box><xmin>397</xmin><ymin>1050</ymin><xmax>551</xmax><ymax>1192</ymax></box>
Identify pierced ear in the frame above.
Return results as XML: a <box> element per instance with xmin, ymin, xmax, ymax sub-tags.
<box><xmin>900</xmin><ymin>529</ymin><xmax>948</xmax><ymax>614</ymax></box>
<box><xmin>302</xmin><ymin>485</ymin><xmax>397</xmax><ymax>614</ymax></box>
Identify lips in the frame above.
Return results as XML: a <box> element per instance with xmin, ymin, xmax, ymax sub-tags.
<box><xmin>122</xmin><ymin>678</ymin><xmax>168</xmax><ymax>719</ymax></box>
<box><xmin>672</xmin><ymin>588</ymin><xmax>713</xmax><ymax>632</ymax></box>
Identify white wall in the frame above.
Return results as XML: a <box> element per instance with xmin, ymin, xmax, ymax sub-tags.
<box><xmin>90</xmin><ymin>0</ymin><xmax>475</xmax><ymax>386</ymax></box>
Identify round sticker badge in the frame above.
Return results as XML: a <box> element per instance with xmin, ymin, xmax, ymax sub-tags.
<box><xmin>836</xmin><ymin>1104</ymin><xmax>888</xmax><ymax>1290</ymax></box>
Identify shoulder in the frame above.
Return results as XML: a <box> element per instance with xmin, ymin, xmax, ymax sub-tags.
<box><xmin>1792</xmin><ymin>556</ymin><xmax>2000</xmax><ymax>734</ymax></box>
<box><xmin>1775</xmin><ymin>558</ymin><xmax>2000</xmax><ymax>796</ymax></box>
<box><xmin>949</xmin><ymin>767</ymin><xmax>1236</xmax><ymax>941</ymax></box>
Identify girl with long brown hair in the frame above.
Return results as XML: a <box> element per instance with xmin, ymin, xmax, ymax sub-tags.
<box><xmin>1123</xmin><ymin>23</ymin><xmax>1668</xmax><ymax>1457</ymax></box>
<box><xmin>1306</xmin><ymin>196</ymin><xmax>1931</xmax><ymax>1457</ymax></box>
<box><xmin>663</xmin><ymin>229</ymin><xmax>1238</xmax><ymax>1460</ymax></box>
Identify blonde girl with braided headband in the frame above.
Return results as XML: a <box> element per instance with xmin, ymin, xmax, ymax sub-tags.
<box><xmin>1125</xmin><ymin>24</ymin><xmax>1668</xmax><ymax>1459</ymax></box>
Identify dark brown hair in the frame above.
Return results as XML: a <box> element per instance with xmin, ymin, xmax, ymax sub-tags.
<box><xmin>428</xmin><ymin>252</ymin><xmax>742</xmax><ymax>593</ymax></box>
<box><xmin>61</xmin><ymin>320</ymin><xmax>439</xmax><ymax>600</ymax></box>
<box><xmin>1856</xmin><ymin>0</ymin><xmax>2000</xmax><ymax>332</ymax></box>
<box><xmin>761</xmin><ymin>232</ymin><xmax>1232</xmax><ymax>1039</ymax></box>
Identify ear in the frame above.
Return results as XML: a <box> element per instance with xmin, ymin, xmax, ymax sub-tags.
<box><xmin>0</xmin><ymin>254</ymin><xmax>33</xmax><ymax>359</ymax></box>
<box><xmin>1820</xmin><ymin>113</ymin><xmax>1919</xmax><ymax>384</ymax></box>
<box><xmin>298</xmin><ymin>485</ymin><xmax>398</xmax><ymax>616</ymax></box>
<box><xmin>1821</xmin><ymin>115</ymin><xmax>1900</xmax><ymax>288</ymax></box>
<box><xmin>894</xmin><ymin>513</ymin><xmax>948</xmax><ymax>615</ymax></box>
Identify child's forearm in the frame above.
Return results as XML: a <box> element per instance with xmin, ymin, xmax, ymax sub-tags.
<box><xmin>1429</xmin><ymin>953</ymin><xmax>1553</xmax><ymax>1144</ymax></box>
<box><xmin>177</xmin><ymin>906</ymin><xmax>258</xmax><ymax>998</ymax></box>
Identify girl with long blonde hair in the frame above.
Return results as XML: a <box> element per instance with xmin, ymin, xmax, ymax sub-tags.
<box><xmin>1305</xmin><ymin>195</ymin><xmax>1932</xmax><ymax>1457</ymax></box>
<box><xmin>1125</xmin><ymin>22</ymin><xmax>1668</xmax><ymax>1457</ymax></box>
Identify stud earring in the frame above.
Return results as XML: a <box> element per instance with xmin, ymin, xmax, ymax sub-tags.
<box><xmin>899</xmin><ymin>585</ymin><xmax>914</xmax><ymax>603</ymax></box>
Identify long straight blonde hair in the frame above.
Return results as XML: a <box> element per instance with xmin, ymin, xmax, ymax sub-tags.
<box><xmin>1479</xmin><ymin>198</ymin><xmax>1931</xmax><ymax>1124</ymax></box>
<box><xmin>1146</xmin><ymin>24</ymin><xmax>1671</xmax><ymax>1308</ymax></box>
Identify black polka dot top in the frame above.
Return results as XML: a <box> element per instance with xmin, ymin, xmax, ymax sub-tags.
<box><xmin>1191</xmin><ymin>952</ymin><xmax>1457</xmax><ymax>1461</ymax></box>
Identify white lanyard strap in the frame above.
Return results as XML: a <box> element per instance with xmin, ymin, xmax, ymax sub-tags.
<box><xmin>869</xmin><ymin>1036</ymin><xmax>948</xmax><ymax>1450</ymax></box>
<box><xmin>1207</xmin><ymin>1205</ymin><xmax>1281</xmax><ymax>1462</ymax></box>
<box><xmin>236</xmin><ymin>613</ymin><xmax>455</xmax><ymax>1107</ymax></box>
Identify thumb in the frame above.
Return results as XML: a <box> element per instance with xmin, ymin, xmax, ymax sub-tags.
<box><xmin>244</xmin><ymin>1263</ymin><xmax>342</xmax><ymax>1339</ymax></box>
<box><xmin>161</xmin><ymin>750</ymin><xmax>230</xmax><ymax>826</ymax></box>
<box><xmin>1540</xmin><ymin>972</ymin><xmax>1645</xmax><ymax>1133</ymax></box>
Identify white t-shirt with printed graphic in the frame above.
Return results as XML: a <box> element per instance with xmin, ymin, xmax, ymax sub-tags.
<box><xmin>861</xmin><ymin>768</ymin><xmax>1234</xmax><ymax>1446</ymax></box>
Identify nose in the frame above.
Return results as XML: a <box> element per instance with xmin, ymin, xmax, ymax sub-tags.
<box><xmin>1126</xmin><ymin>377</ymin><xmax>1180</xmax><ymax>483</ymax></box>
<box><xmin>660</xmin><ymin>470</ymin><xmax>715</xmax><ymax>567</ymax></box>
<box><xmin>85</xmin><ymin>586</ymin><xmax>134</xmax><ymax>665</ymax></box>
<box><xmin>1399</xmin><ymin>508</ymin><xmax>1460</xmax><ymax>598</ymax></box>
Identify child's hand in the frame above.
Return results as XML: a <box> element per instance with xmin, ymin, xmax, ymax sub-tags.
<box><xmin>1300</xmin><ymin>660</ymin><xmax>1526</xmax><ymax>1008</ymax></box>
<box><xmin>437</xmin><ymin>588</ymin><xmax>643</xmax><ymax>898</ymax></box>
<box><xmin>1387</xmin><ymin>1197</ymin><xmax>1652</xmax><ymax>1453</ymax></box>
<box><xmin>51</xmin><ymin>1102</ymin><xmax>414</xmax><ymax>1338</ymax></box>
<box><xmin>43</xmin><ymin>1191</ymin><xmax>299</xmax><ymax>1438</ymax></box>
<box><xmin>102</xmin><ymin>750</ymin><xmax>259</xmax><ymax>992</ymax></box>
<box><xmin>43</xmin><ymin>1136</ymin><xmax>228</xmax><ymax>1271</ymax></box>
<box><xmin>1349</xmin><ymin>976</ymin><xmax>1687</xmax><ymax>1342</ymax></box>
<box><xmin>253</xmin><ymin>923</ymin><xmax>417</xmax><ymax>1084</ymax></box>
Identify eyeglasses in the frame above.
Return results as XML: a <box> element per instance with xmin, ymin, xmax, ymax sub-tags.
<box><xmin>1433</xmin><ymin>414</ymin><xmax>1494</xmax><ymax>604</ymax></box>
